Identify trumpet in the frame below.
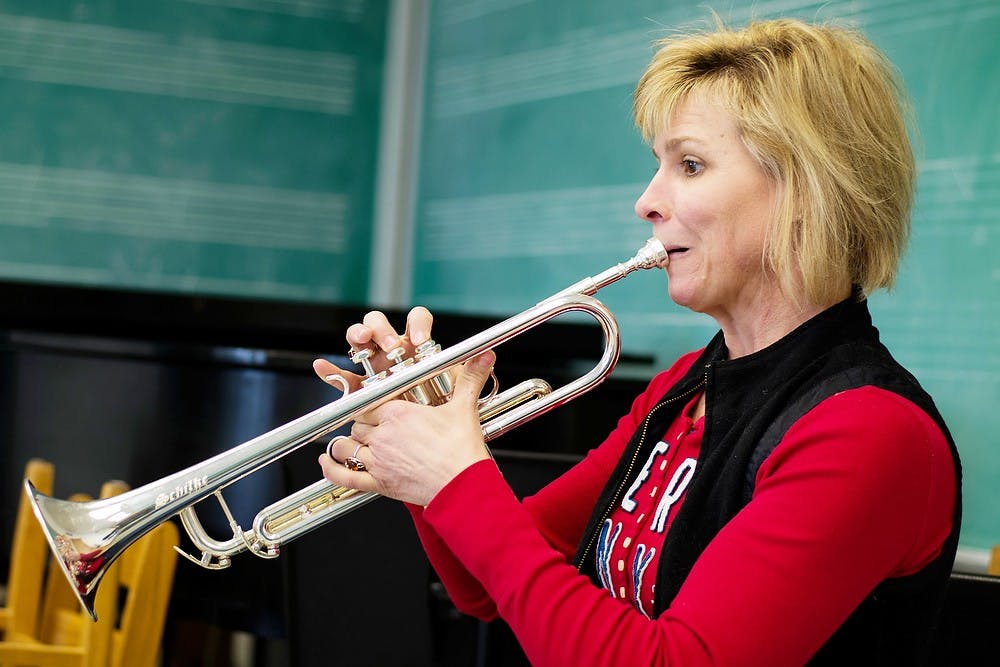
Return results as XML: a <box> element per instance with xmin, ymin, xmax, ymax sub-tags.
<box><xmin>25</xmin><ymin>238</ymin><xmax>668</xmax><ymax>621</ymax></box>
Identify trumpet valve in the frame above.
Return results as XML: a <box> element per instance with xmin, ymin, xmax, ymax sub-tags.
<box><xmin>413</xmin><ymin>340</ymin><xmax>441</xmax><ymax>360</ymax></box>
<box><xmin>351</xmin><ymin>348</ymin><xmax>388</xmax><ymax>386</ymax></box>
<box><xmin>412</xmin><ymin>340</ymin><xmax>456</xmax><ymax>404</ymax></box>
<box><xmin>386</xmin><ymin>347</ymin><xmax>407</xmax><ymax>365</ymax></box>
<box><xmin>387</xmin><ymin>352</ymin><xmax>433</xmax><ymax>404</ymax></box>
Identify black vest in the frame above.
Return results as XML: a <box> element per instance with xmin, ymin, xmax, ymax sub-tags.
<box><xmin>572</xmin><ymin>296</ymin><xmax>962</xmax><ymax>665</ymax></box>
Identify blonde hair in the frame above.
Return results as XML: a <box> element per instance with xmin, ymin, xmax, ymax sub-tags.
<box><xmin>634</xmin><ymin>18</ymin><xmax>915</xmax><ymax>305</ymax></box>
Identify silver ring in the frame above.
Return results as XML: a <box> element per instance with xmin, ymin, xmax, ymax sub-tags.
<box><xmin>326</xmin><ymin>435</ymin><xmax>349</xmax><ymax>460</ymax></box>
<box><xmin>345</xmin><ymin>444</ymin><xmax>366</xmax><ymax>472</ymax></box>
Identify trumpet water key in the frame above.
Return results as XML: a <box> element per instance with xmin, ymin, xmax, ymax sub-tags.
<box><xmin>25</xmin><ymin>237</ymin><xmax>668</xmax><ymax>621</ymax></box>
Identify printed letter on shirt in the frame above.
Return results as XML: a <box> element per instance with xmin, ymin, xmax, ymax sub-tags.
<box><xmin>650</xmin><ymin>458</ymin><xmax>697</xmax><ymax>533</ymax></box>
<box><xmin>632</xmin><ymin>543</ymin><xmax>656</xmax><ymax>618</ymax></box>
<box><xmin>621</xmin><ymin>440</ymin><xmax>670</xmax><ymax>512</ymax></box>
<box><xmin>595</xmin><ymin>519</ymin><xmax>622</xmax><ymax>597</ymax></box>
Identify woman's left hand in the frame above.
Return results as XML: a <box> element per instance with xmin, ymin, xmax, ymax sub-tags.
<box><xmin>318</xmin><ymin>350</ymin><xmax>497</xmax><ymax>507</ymax></box>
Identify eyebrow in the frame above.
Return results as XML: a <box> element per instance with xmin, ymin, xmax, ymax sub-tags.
<box><xmin>652</xmin><ymin>136</ymin><xmax>708</xmax><ymax>158</ymax></box>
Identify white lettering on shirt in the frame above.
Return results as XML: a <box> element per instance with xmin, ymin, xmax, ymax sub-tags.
<box><xmin>651</xmin><ymin>458</ymin><xmax>697</xmax><ymax>533</ymax></box>
<box><xmin>621</xmin><ymin>440</ymin><xmax>670</xmax><ymax>512</ymax></box>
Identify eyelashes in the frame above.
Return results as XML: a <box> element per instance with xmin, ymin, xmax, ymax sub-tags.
<box><xmin>681</xmin><ymin>159</ymin><xmax>704</xmax><ymax>176</ymax></box>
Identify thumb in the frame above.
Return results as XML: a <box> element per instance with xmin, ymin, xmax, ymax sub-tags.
<box><xmin>312</xmin><ymin>358</ymin><xmax>362</xmax><ymax>392</ymax></box>
<box><xmin>451</xmin><ymin>350</ymin><xmax>497</xmax><ymax>409</ymax></box>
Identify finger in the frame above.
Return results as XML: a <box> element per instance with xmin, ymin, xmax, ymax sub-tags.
<box><xmin>318</xmin><ymin>452</ymin><xmax>379</xmax><ymax>492</ymax></box>
<box><xmin>345</xmin><ymin>323</ymin><xmax>375</xmax><ymax>351</ymax></box>
<box><xmin>351</xmin><ymin>400</ymin><xmax>402</xmax><ymax>427</ymax></box>
<box><xmin>405</xmin><ymin>306</ymin><xmax>434</xmax><ymax>347</ymax></box>
<box><xmin>362</xmin><ymin>311</ymin><xmax>403</xmax><ymax>351</ymax></box>
<box><xmin>312</xmin><ymin>359</ymin><xmax>364</xmax><ymax>392</ymax></box>
<box><xmin>325</xmin><ymin>436</ymin><xmax>372</xmax><ymax>473</ymax></box>
<box><xmin>451</xmin><ymin>350</ymin><xmax>497</xmax><ymax>409</ymax></box>
<box><xmin>350</xmin><ymin>421</ymin><xmax>374</xmax><ymax>444</ymax></box>
<box><xmin>325</xmin><ymin>434</ymin><xmax>359</xmax><ymax>462</ymax></box>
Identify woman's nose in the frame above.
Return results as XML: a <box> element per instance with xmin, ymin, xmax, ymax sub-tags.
<box><xmin>634</xmin><ymin>180</ymin><xmax>669</xmax><ymax>222</ymax></box>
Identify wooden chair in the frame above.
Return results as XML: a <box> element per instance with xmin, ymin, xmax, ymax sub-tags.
<box><xmin>0</xmin><ymin>459</ymin><xmax>55</xmax><ymax>642</ymax></box>
<box><xmin>0</xmin><ymin>480</ymin><xmax>180</xmax><ymax>667</ymax></box>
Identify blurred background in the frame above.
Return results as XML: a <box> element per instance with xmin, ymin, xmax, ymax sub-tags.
<box><xmin>0</xmin><ymin>1</ymin><xmax>997</xmax><ymax>665</ymax></box>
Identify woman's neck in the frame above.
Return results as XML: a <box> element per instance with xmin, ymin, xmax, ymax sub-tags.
<box><xmin>714</xmin><ymin>292</ymin><xmax>844</xmax><ymax>359</ymax></box>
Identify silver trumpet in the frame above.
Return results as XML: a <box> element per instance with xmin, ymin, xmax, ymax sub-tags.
<box><xmin>25</xmin><ymin>238</ymin><xmax>667</xmax><ymax>621</ymax></box>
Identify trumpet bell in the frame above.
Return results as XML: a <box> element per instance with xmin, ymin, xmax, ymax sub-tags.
<box><xmin>25</xmin><ymin>479</ymin><xmax>126</xmax><ymax>621</ymax></box>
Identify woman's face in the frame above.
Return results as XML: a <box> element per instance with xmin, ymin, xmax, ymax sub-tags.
<box><xmin>635</xmin><ymin>93</ymin><xmax>780</xmax><ymax>324</ymax></box>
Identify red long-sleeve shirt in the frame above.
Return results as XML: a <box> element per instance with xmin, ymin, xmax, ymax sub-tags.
<box><xmin>408</xmin><ymin>349</ymin><xmax>955</xmax><ymax>666</ymax></box>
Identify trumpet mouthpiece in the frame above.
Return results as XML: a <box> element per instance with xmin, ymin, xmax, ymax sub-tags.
<box><xmin>634</xmin><ymin>237</ymin><xmax>668</xmax><ymax>269</ymax></box>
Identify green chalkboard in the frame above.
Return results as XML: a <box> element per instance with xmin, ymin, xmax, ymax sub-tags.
<box><xmin>411</xmin><ymin>1</ymin><xmax>1000</xmax><ymax>550</ymax></box>
<box><xmin>0</xmin><ymin>0</ymin><xmax>388</xmax><ymax>303</ymax></box>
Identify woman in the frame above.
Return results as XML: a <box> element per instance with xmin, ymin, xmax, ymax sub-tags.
<box><xmin>316</xmin><ymin>18</ymin><xmax>960</xmax><ymax>666</ymax></box>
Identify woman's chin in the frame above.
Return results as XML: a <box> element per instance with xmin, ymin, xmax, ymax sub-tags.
<box><xmin>667</xmin><ymin>283</ymin><xmax>702</xmax><ymax>311</ymax></box>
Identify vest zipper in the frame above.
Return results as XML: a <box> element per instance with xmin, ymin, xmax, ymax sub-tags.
<box><xmin>575</xmin><ymin>369</ymin><xmax>709</xmax><ymax>571</ymax></box>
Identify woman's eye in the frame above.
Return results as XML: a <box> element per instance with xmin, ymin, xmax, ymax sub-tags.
<box><xmin>681</xmin><ymin>159</ymin><xmax>703</xmax><ymax>176</ymax></box>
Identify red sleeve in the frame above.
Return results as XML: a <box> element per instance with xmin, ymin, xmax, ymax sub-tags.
<box><xmin>408</xmin><ymin>351</ymin><xmax>702</xmax><ymax>620</ymax></box>
<box><xmin>420</xmin><ymin>386</ymin><xmax>955</xmax><ymax>666</ymax></box>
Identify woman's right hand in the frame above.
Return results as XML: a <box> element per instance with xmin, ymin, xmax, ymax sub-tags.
<box><xmin>312</xmin><ymin>306</ymin><xmax>435</xmax><ymax>393</ymax></box>
<box><xmin>312</xmin><ymin>305</ymin><xmax>497</xmax><ymax>507</ymax></box>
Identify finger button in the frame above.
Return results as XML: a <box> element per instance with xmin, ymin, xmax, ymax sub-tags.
<box><xmin>351</xmin><ymin>348</ymin><xmax>387</xmax><ymax>385</ymax></box>
<box><xmin>414</xmin><ymin>339</ymin><xmax>441</xmax><ymax>361</ymax></box>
